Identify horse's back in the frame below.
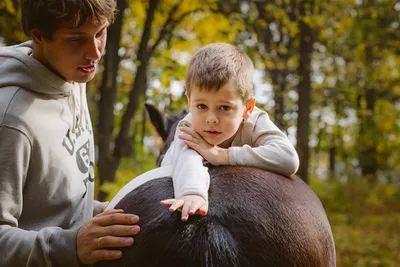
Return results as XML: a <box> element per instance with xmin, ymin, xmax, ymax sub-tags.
<box><xmin>96</xmin><ymin>166</ymin><xmax>335</xmax><ymax>267</ymax></box>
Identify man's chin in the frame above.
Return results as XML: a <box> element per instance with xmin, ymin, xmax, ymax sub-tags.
<box><xmin>72</xmin><ymin>74</ymin><xmax>96</xmax><ymax>83</ymax></box>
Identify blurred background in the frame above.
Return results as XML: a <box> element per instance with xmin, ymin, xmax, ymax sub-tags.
<box><xmin>1</xmin><ymin>0</ymin><xmax>399</xmax><ymax>265</ymax></box>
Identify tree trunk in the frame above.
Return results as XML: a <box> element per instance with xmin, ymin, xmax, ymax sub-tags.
<box><xmin>358</xmin><ymin>84</ymin><xmax>378</xmax><ymax>177</ymax></box>
<box><xmin>97</xmin><ymin>0</ymin><xmax>127</xmax><ymax>201</ymax></box>
<box><xmin>296</xmin><ymin>0</ymin><xmax>314</xmax><ymax>184</ymax></box>
<box><xmin>271</xmin><ymin>70</ymin><xmax>286</xmax><ymax>130</ymax></box>
<box><xmin>329</xmin><ymin>141</ymin><xmax>336</xmax><ymax>179</ymax></box>
<box><xmin>96</xmin><ymin>0</ymin><xmax>189</xmax><ymax>200</ymax></box>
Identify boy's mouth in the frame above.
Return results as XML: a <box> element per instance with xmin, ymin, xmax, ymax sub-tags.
<box><xmin>205</xmin><ymin>130</ymin><xmax>221</xmax><ymax>136</ymax></box>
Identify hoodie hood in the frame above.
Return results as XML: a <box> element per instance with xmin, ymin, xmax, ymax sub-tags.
<box><xmin>0</xmin><ymin>41</ymin><xmax>73</xmax><ymax>96</ymax></box>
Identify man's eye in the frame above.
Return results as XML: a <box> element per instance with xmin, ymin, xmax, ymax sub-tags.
<box><xmin>219</xmin><ymin>105</ymin><xmax>230</xmax><ymax>111</ymax></box>
<box><xmin>69</xmin><ymin>38</ymin><xmax>83</xmax><ymax>43</ymax></box>
<box><xmin>96</xmin><ymin>30</ymin><xmax>106</xmax><ymax>38</ymax></box>
<box><xmin>197</xmin><ymin>104</ymin><xmax>207</xmax><ymax>110</ymax></box>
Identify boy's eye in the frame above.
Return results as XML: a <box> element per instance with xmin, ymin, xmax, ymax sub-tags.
<box><xmin>197</xmin><ymin>104</ymin><xmax>207</xmax><ymax>110</ymax></box>
<box><xmin>219</xmin><ymin>105</ymin><xmax>230</xmax><ymax>111</ymax></box>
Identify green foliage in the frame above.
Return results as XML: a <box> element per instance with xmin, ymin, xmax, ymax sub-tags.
<box><xmin>100</xmin><ymin>151</ymin><xmax>158</xmax><ymax>202</ymax></box>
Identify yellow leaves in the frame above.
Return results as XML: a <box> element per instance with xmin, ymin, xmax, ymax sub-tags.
<box><xmin>354</xmin><ymin>42</ymin><xmax>366</xmax><ymax>59</ymax></box>
<box><xmin>258</xmin><ymin>20</ymin><xmax>268</xmax><ymax>30</ymax></box>
<box><xmin>374</xmin><ymin>100</ymin><xmax>395</xmax><ymax>133</ymax></box>
<box><xmin>160</xmin><ymin>71</ymin><xmax>171</xmax><ymax>88</ymax></box>
<box><xmin>302</xmin><ymin>14</ymin><xmax>324</xmax><ymax>29</ymax></box>
<box><xmin>393</xmin><ymin>84</ymin><xmax>400</xmax><ymax>96</ymax></box>
<box><xmin>0</xmin><ymin>0</ymin><xmax>16</xmax><ymax>14</ymax></box>
<box><xmin>287</xmin><ymin>21</ymin><xmax>299</xmax><ymax>37</ymax></box>
<box><xmin>264</xmin><ymin>60</ymin><xmax>275</xmax><ymax>70</ymax></box>
<box><xmin>274</xmin><ymin>9</ymin><xmax>287</xmax><ymax>21</ymax></box>
<box><xmin>188</xmin><ymin>12</ymin><xmax>243</xmax><ymax>45</ymax></box>
<box><xmin>370</xmin><ymin>9</ymin><xmax>378</xmax><ymax>19</ymax></box>
<box><xmin>128</xmin><ymin>1</ymin><xmax>146</xmax><ymax>21</ymax></box>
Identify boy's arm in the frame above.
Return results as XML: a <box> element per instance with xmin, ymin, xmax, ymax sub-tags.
<box><xmin>0</xmin><ymin>126</ymin><xmax>81</xmax><ymax>267</ymax></box>
<box><xmin>161</xmin><ymin>114</ymin><xmax>210</xmax><ymax>203</ymax></box>
<box><xmin>173</xmin><ymin>117</ymin><xmax>210</xmax><ymax>201</ymax></box>
<box><xmin>228</xmin><ymin>112</ymin><xmax>300</xmax><ymax>177</ymax></box>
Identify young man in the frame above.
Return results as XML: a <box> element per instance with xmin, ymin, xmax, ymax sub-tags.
<box><xmin>161</xmin><ymin>43</ymin><xmax>300</xmax><ymax>221</ymax></box>
<box><xmin>0</xmin><ymin>1</ymin><xmax>139</xmax><ymax>266</ymax></box>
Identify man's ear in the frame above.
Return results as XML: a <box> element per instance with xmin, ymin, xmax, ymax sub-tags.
<box><xmin>31</xmin><ymin>28</ymin><xmax>44</xmax><ymax>44</ymax></box>
<box><xmin>243</xmin><ymin>97</ymin><xmax>256</xmax><ymax>120</ymax></box>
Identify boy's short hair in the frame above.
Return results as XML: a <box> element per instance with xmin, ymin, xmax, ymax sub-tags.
<box><xmin>22</xmin><ymin>0</ymin><xmax>117</xmax><ymax>39</ymax></box>
<box><xmin>185</xmin><ymin>43</ymin><xmax>254</xmax><ymax>101</ymax></box>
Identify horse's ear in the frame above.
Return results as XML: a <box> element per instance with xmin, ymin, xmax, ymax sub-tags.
<box><xmin>145</xmin><ymin>103</ymin><xmax>168</xmax><ymax>141</ymax></box>
<box><xmin>182</xmin><ymin>108</ymin><xmax>189</xmax><ymax>116</ymax></box>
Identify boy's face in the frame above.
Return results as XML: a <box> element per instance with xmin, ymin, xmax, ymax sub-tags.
<box><xmin>187</xmin><ymin>82</ymin><xmax>254</xmax><ymax>147</ymax></box>
<box><xmin>31</xmin><ymin>17</ymin><xmax>109</xmax><ymax>83</ymax></box>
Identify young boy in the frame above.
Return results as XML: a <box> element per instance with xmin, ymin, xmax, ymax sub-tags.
<box><xmin>160</xmin><ymin>43</ymin><xmax>299</xmax><ymax>221</ymax></box>
<box><xmin>0</xmin><ymin>1</ymin><xmax>139</xmax><ymax>266</ymax></box>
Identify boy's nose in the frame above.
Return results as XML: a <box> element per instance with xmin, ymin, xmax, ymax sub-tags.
<box><xmin>206</xmin><ymin>113</ymin><xmax>219</xmax><ymax>124</ymax></box>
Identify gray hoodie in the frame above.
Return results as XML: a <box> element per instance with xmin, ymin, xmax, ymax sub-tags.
<box><xmin>0</xmin><ymin>41</ymin><xmax>103</xmax><ymax>267</ymax></box>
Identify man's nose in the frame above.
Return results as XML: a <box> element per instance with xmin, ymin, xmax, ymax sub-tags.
<box><xmin>85</xmin><ymin>38</ymin><xmax>102</xmax><ymax>61</ymax></box>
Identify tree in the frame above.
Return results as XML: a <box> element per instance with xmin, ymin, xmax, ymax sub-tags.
<box><xmin>96</xmin><ymin>0</ymin><xmax>211</xmax><ymax>200</ymax></box>
<box><xmin>0</xmin><ymin>0</ymin><xmax>26</xmax><ymax>45</ymax></box>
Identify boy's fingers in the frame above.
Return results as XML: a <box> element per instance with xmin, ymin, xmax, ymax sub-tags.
<box><xmin>169</xmin><ymin>199</ymin><xmax>184</xmax><ymax>213</ymax></box>
<box><xmin>198</xmin><ymin>204</ymin><xmax>208</xmax><ymax>216</ymax></box>
<box><xmin>188</xmin><ymin>200</ymin><xmax>203</xmax><ymax>215</ymax></box>
<box><xmin>160</xmin><ymin>199</ymin><xmax>176</xmax><ymax>206</ymax></box>
<box><xmin>184</xmin><ymin>140</ymin><xmax>199</xmax><ymax>152</ymax></box>
<box><xmin>181</xmin><ymin>202</ymin><xmax>191</xmax><ymax>222</ymax></box>
<box><xmin>183</xmin><ymin>127</ymin><xmax>200</xmax><ymax>138</ymax></box>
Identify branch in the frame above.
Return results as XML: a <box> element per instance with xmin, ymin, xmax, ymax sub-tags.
<box><xmin>148</xmin><ymin>0</ymin><xmax>182</xmax><ymax>56</ymax></box>
<box><xmin>150</xmin><ymin>5</ymin><xmax>204</xmax><ymax>56</ymax></box>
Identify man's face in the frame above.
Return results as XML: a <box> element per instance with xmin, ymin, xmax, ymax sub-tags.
<box><xmin>188</xmin><ymin>82</ymin><xmax>248</xmax><ymax>147</ymax></box>
<box><xmin>32</xmin><ymin>17</ymin><xmax>109</xmax><ymax>83</ymax></box>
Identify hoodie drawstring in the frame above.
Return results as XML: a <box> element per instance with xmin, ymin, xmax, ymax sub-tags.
<box><xmin>71</xmin><ymin>89</ymin><xmax>76</xmax><ymax>133</ymax></box>
<box><xmin>70</xmin><ymin>84</ymin><xmax>84</xmax><ymax>134</ymax></box>
<box><xmin>79</xmin><ymin>84</ymin><xmax>84</xmax><ymax>129</ymax></box>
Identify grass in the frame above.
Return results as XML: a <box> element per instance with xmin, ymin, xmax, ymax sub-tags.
<box><xmin>312</xmin><ymin>178</ymin><xmax>400</xmax><ymax>266</ymax></box>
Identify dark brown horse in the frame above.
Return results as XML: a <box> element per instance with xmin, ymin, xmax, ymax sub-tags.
<box><xmin>95</xmin><ymin>104</ymin><xmax>336</xmax><ymax>267</ymax></box>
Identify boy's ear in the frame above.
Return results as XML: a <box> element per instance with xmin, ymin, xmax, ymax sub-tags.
<box><xmin>243</xmin><ymin>97</ymin><xmax>256</xmax><ymax>120</ymax></box>
<box><xmin>186</xmin><ymin>94</ymin><xmax>190</xmax><ymax>108</ymax></box>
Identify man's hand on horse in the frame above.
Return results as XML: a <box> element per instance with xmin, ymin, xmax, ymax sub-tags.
<box><xmin>161</xmin><ymin>195</ymin><xmax>208</xmax><ymax>222</ymax></box>
<box><xmin>76</xmin><ymin>209</ymin><xmax>140</xmax><ymax>264</ymax></box>
<box><xmin>178</xmin><ymin>127</ymin><xmax>229</xmax><ymax>166</ymax></box>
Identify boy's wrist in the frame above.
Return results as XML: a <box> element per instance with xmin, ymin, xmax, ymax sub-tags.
<box><xmin>217</xmin><ymin>148</ymin><xmax>229</xmax><ymax>165</ymax></box>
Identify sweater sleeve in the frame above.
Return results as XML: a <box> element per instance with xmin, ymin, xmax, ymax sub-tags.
<box><xmin>161</xmin><ymin>115</ymin><xmax>210</xmax><ymax>201</ymax></box>
<box><xmin>0</xmin><ymin>126</ymin><xmax>81</xmax><ymax>267</ymax></box>
<box><xmin>228</xmin><ymin>111</ymin><xmax>299</xmax><ymax>177</ymax></box>
<box><xmin>93</xmin><ymin>200</ymin><xmax>106</xmax><ymax>216</ymax></box>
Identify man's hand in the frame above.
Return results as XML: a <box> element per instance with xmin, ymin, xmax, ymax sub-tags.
<box><xmin>76</xmin><ymin>209</ymin><xmax>140</xmax><ymax>265</ymax></box>
<box><xmin>160</xmin><ymin>195</ymin><xmax>208</xmax><ymax>222</ymax></box>
<box><xmin>178</xmin><ymin>127</ymin><xmax>229</xmax><ymax>166</ymax></box>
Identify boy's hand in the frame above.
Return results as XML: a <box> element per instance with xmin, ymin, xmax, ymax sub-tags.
<box><xmin>178</xmin><ymin>127</ymin><xmax>229</xmax><ymax>166</ymax></box>
<box><xmin>161</xmin><ymin>195</ymin><xmax>208</xmax><ymax>222</ymax></box>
